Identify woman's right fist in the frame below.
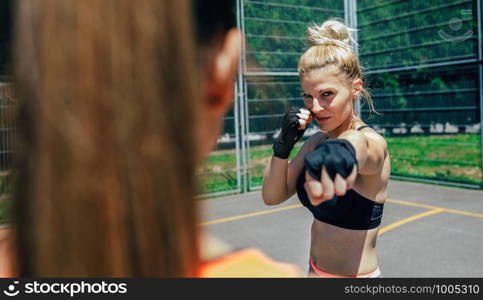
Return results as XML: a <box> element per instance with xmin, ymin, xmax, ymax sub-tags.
<box><xmin>273</xmin><ymin>107</ymin><xmax>312</xmax><ymax>159</ymax></box>
<box><xmin>296</xmin><ymin>108</ymin><xmax>312</xmax><ymax>130</ymax></box>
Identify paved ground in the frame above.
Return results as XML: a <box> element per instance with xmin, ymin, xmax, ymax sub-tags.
<box><xmin>201</xmin><ymin>180</ymin><xmax>483</xmax><ymax>277</ymax></box>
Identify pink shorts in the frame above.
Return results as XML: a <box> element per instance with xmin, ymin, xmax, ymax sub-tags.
<box><xmin>309</xmin><ymin>259</ymin><xmax>381</xmax><ymax>278</ymax></box>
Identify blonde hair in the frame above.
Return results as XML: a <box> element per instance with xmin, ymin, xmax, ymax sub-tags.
<box><xmin>298</xmin><ymin>18</ymin><xmax>378</xmax><ymax>115</ymax></box>
<box><xmin>14</xmin><ymin>0</ymin><xmax>201</xmax><ymax>277</ymax></box>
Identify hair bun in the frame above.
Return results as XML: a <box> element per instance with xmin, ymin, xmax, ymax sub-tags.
<box><xmin>307</xmin><ymin>18</ymin><xmax>355</xmax><ymax>48</ymax></box>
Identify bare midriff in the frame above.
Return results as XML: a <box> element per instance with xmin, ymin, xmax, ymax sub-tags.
<box><xmin>305</xmin><ymin>125</ymin><xmax>390</xmax><ymax>277</ymax></box>
<box><xmin>310</xmin><ymin>219</ymin><xmax>380</xmax><ymax>276</ymax></box>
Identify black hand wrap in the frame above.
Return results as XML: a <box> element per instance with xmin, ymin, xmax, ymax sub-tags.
<box><xmin>304</xmin><ymin>139</ymin><xmax>358</xmax><ymax>181</ymax></box>
<box><xmin>272</xmin><ymin>107</ymin><xmax>306</xmax><ymax>159</ymax></box>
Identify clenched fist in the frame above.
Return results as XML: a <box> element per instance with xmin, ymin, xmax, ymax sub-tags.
<box><xmin>272</xmin><ymin>107</ymin><xmax>312</xmax><ymax>159</ymax></box>
<box><xmin>303</xmin><ymin>139</ymin><xmax>358</xmax><ymax>205</ymax></box>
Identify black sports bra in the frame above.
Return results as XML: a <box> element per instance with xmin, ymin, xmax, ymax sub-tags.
<box><xmin>295</xmin><ymin>125</ymin><xmax>384</xmax><ymax>230</ymax></box>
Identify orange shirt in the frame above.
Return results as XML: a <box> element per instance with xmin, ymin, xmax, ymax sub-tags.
<box><xmin>0</xmin><ymin>226</ymin><xmax>15</xmax><ymax>277</ymax></box>
<box><xmin>200</xmin><ymin>248</ymin><xmax>301</xmax><ymax>278</ymax></box>
<box><xmin>1</xmin><ymin>229</ymin><xmax>302</xmax><ymax>278</ymax></box>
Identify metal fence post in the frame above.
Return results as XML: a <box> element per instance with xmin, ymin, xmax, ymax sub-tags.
<box><xmin>236</xmin><ymin>0</ymin><xmax>249</xmax><ymax>193</ymax></box>
<box><xmin>243</xmin><ymin>80</ymin><xmax>252</xmax><ymax>191</ymax></box>
<box><xmin>477</xmin><ymin>0</ymin><xmax>483</xmax><ymax>186</ymax></box>
<box><xmin>345</xmin><ymin>0</ymin><xmax>361</xmax><ymax>116</ymax></box>
<box><xmin>233</xmin><ymin>84</ymin><xmax>242</xmax><ymax>193</ymax></box>
<box><xmin>235</xmin><ymin>0</ymin><xmax>242</xmax><ymax>193</ymax></box>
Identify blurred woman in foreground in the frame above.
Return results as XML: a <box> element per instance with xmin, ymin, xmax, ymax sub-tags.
<box><xmin>0</xmin><ymin>0</ymin><xmax>299</xmax><ymax>277</ymax></box>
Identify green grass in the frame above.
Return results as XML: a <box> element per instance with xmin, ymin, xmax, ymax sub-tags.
<box><xmin>0</xmin><ymin>195</ymin><xmax>10</xmax><ymax>224</ymax></box>
<box><xmin>387</xmin><ymin>134</ymin><xmax>482</xmax><ymax>185</ymax></box>
<box><xmin>198</xmin><ymin>134</ymin><xmax>482</xmax><ymax>194</ymax></box>
<box><xmin>0</xmin><ymin>173</ymin><xmax>12</xmax><ymax>224</ymax></box>
<box><xmin>1</xmin><ymin>134</ymin><xmax>481</xmax><ymax>223</ymax></box>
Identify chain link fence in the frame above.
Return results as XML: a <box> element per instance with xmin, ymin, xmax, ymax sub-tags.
<box><xmin>359</xmin><ymin>0</ymin><xmax>482</xmax><ymax>187</ymax></box>
<box><xmin>0</xmin><ymin>83</ymin><xmax>14</xmax><ymax>224</ymax></box>
<box><xmin>200</xmin><ymin>0</ymin><xmax>483</xmax><ymax>194</ymax></box>
<box><xmin>1</xmin><ymin>1</ymin><xmax>483</xmax><ymax>224</ymax></box>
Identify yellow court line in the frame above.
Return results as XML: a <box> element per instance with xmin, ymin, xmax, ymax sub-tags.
<box><xmin>443</xmin><ymin>208</ymin><xmax>483</xmax><ymax>219</ymax></box>
<box><xmin>378</xmin><ymin>208</ymin><xmax>445</xmax><ymax>236</ymax></box>
<box><xmin>201</xmin><ymin>198</ymin><xmax>483</xmax><ymax>226</ymax></box>
<box><xmin>387</xmin><ymin>198</ymin><xmax>483</xmax><ymax>219</ymax></box>
<box><xmin>386</xmin><ymin>198</ymin><xmax>439</xmax><ymax>210</ymax></box>
<box><xmin>200</xmin><ymin>204</ymin><xmax>303</xmax><ymax>226</ymax></box>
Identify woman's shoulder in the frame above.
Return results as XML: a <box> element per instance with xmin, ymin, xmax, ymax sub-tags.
<box><xmin>303</xmin><ymin>131</ymin><xmax>328</xmax><ymax>150</ymax></box>
<box><xmin>310</xmin><ymin>131</ymin><xmax>329</xmax><ymax>141</ymax></box>
<box><xmin>357</xmin><ymin>125</ymin><xmax>388</xmax><ymax>152</ymax></box>
<box><xmin>353</xmin><ymin>125</ymin><xmax>390</xmax><ymax>203</ymax></box>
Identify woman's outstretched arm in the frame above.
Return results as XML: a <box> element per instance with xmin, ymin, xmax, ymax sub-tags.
<box><xmin>303</xmin><ymin>130</ymin><xmax>387</xmax><ymax>205</ymax></box>
<box><xmin>338</xmin><ymin>129</ymin><xmax>387</xmax><ymax>175</ymax></box>
<box><xmin>262</xmin><ymin>132</ymin><xmax>326</xmax><ymax>205</ymax></box>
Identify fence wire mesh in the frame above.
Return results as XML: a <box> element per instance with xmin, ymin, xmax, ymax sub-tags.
<box><xmin>232</xmin><ymin>0</ymin><xmax>483</xmax><ymax>192</ymax></box>
<box><xmin>243</xmin><ymin>0</ymin><xmax>345</xmax><ymax>73</ymax></box>
<box><xmin>359</xmin><ymin>0</ymin><xmax>482</xmax><ymax>187</ymax></box>
<box><xmin>0</xmin><ymin>83</ymin><xmax>14</xmax><ymax>224</ymax></box>
<box><xmin>0</xmin><ymin>1</ymin><xmax>482</xmax><ymax>224</ymax></box>
<box><xmin>359</xmin><ymin>0</ymin><xmax>478</xmax><ymax>71</ymax></box>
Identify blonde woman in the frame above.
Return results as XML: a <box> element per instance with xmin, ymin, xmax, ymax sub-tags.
<box><xmin>262</xmin><ymin>19</ymin><xmax>390</xmax><ymax>278</ymax></box>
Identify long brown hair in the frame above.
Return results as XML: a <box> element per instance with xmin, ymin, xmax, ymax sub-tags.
<box><xmin>14</xmin><ymin>0</ymin><xmax>201</xmax><ymax>277</ymax></box>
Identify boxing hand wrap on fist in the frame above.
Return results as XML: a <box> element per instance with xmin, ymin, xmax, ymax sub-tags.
<box><xmin>304</xmin><ymin>139</ymin><xmax>358</xmax><ymax>181</ymax></box>
<box><xmin>272</xmin><ymin>107</ymin><xmax>309</xmax><ymax>159</ymax></box>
